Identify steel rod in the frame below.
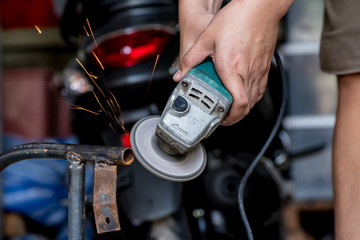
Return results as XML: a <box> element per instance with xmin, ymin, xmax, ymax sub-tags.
<box><xmin>0</xmin><ymin>142</ymin><xmax>134</xmax><ymax>171</ymax></box>
<box><xmin>67</xmin><ymin>152</ymin><xmax>86</xmax><ymax>240</ymax></box>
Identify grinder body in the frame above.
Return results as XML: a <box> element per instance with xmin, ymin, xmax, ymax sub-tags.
<box><xmin>156</xmin><ymin>60</ymin><xmax>233</xmax><ymax>155</ymax></box>
<box><xmin>130</xmin><ymin>59</ymin><xmax>233</xmax><ymax>181</ymax></box>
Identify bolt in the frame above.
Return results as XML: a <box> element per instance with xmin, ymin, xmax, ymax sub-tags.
<box><xmin>181</xmin><ymin>81</ymin><xmax>189</xmax><ymax>88</ymax></box>
<box><xmin>218</xmin><ymin>106</ymin><xmax>225</xmax><ymax>112</ymax></box>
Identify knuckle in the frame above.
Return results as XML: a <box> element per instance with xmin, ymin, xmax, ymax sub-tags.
<box><xmin>235</xmin><ymin>95</ymin><xmax>250</xmax><ymax>116</ymax></box>
<box><xmin>257</xmin><ymin>88</ymin><xmax>266</xmax><ymax>100</ymax></box>
<box><xmin>181</xmin><ymin>55</ymin><xmax>192</xmax><ymax>69</ymax></box>
<box><xmin>238</xmin><ymin>96</ymin><xmax>249</xmax><ymax>108</ymax></box>
<box><xmin>243</xmin><ymin>105</ymin><xmax>250</xmax><ymax>116</ymax></box>
<box><xmin>198</xmin><ymin>31</ymin><xmax>211</xmax><ymax>44</ymax></box>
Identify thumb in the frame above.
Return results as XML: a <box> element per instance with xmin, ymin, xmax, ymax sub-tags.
<box><xmin>173</xmin><ymin>42</ymin><xmax>211</xmax><ymax>82</ymax></box>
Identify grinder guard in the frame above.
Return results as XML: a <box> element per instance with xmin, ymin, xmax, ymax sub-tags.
<box><xmin>130</xmin><ymin>115</ymin><xmax>207</xmax><ymax>182</ymax></box>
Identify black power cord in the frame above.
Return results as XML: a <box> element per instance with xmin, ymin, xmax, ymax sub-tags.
<box><xmin>237</xmin><ymin>50</ymin><xmax>288</xmax><ymax>240</ymax></box>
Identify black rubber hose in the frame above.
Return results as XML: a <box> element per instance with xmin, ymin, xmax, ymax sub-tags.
<box><xmin>0</xmin><ymin>142</ymin><xmax>134</xmax><ymax>172</ymax></box>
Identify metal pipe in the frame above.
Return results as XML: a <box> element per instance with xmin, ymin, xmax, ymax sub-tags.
<box><xmin>67</xmin><ymin>152</ymin><xmax>86</xmax><ymax>240</ymax></box>
<box><xmin>0</xmin><ymin>142</ymin><xmax>134</xmax><ymax>171</ymax></box>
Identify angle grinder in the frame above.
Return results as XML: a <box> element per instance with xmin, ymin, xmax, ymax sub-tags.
<box><xmin>130</xmin><ymin>59</ymin><xmax>233</xmax><ymax>182</ymax></box>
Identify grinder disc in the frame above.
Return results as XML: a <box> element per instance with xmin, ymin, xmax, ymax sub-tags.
<box><xmin>130</xmin><ymin>115</ymin><xmax>207</xmax><ymax>182</ymax></box>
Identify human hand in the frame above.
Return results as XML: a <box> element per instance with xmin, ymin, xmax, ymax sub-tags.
<box><xmin>174</xmin><ymin>0</ymin><xmax>293</xmax><ymax>126</ymax></box>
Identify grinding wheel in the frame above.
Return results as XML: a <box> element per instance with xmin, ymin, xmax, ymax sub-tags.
<box><xmin>130</xmin><ymin>115</ymin><xmax>207</xmax><ymax>182</ymax></box>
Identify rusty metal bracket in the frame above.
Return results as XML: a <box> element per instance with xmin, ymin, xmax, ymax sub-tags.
<box><xmin>93</xmin><ymin>163</ymin><xmax>121</xmax><ymax>234</ymax></box>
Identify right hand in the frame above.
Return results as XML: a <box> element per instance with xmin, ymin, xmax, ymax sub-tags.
<box><xmin>174</xmin><ymin>0</ymin><xmax>293</xmax><ymax>126</ymax></box>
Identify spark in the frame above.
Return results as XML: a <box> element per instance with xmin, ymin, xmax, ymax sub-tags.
<box><xmin>89</xmin><ymin>73</ymin><xmax>99</xmax><ymax>79</ymax></box>
<box><xmin>106</xmin><ymin>99</ymin><xmax>119</xmax><ymax>122</ymax></box>
<box><xmin>76</xmin><ymin>58</ymin><xmax>125</xmax><ymax>133</ymax></box>
<box><xmin>86</xmin><ymin>18</ymin><xmax>100</xmax><ymax>55</ymax></box>
<box><xmin>105</xmin><ymin>93</ymin><xmax>126</xmax><ymax>133</ymax></box>
<box><xmin>75</xmin><ymin>58</ymin><xmax>106</xmax><ymax>98</ymax></box>
<box><xmin>92</xmin><ymin>51</ymin><xmax>105</xmax><ymax>70</ymax></box>
<box><xmin>92</xmin><ymin>90</ymin><xmax>112</xmax><ymax>119</ymax></box>
<box><xmin>75</xmin><ymin>58</ymin><xmax>114</xmax><ymax>122</ymax></box>
<box><xmin>109</xmin><ymin>123</ymin><xmax>116</xmax><ymax>132</ymax></box>
<box><xmin>70</xmin><ymin>103</ymin><xmax>99</xmax><ymax>115</ymax></box>
<box><xmin>145</xmin><ymin>54</ymin><xmax>159</xmax><ymax>99</ymax></box>
<box><xmin>74</xmin><ymin>19</ymin><xmax>127</xmax><ymax>135</ymax></box>
<box><xmin>35</xmin><ymin>25</ymin><xmax>42</xmax><ymax>34</ymax></box>
<box><xmin>83</xmin><ymin>26</ymin><xmax>90</xmax><ymax>36</ymax></box>
<box><xmin>109</xmin><ymin>91</ymin><xmax>122</xmax><ymax>115</ymax></box>
<box><xmin>85</xmin><ymin>19</ymin><xmax>108</xmax><ymax>86</ymax></box>
<box><xmin>119</xmin><ymin>120</ymin><xmax>127</xmax><ymax>134</ymax></box>
<box><xmin>108</xmin><ymin>98</ymin><xmax>118</xmax><ymax>116</ymax></box>
<box><xmin>108</xmin><ymin>91</ymin><xmax>126</xmax><ymax>132</ymax></box>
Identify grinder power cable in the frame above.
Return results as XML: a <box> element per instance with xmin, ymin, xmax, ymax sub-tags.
<box><xmin>130</xmin><ymin>59</ymin><xmax>232</xmax><ymax>182</ymax></box>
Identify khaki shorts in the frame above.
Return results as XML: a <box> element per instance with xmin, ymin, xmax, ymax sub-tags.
<box><xmin>320</xmin><ymin>0</ymin><xmax>360</xmax><ymax>75</ymax></box>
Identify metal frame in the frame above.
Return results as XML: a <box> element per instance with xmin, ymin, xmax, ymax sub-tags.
<box><xmin>0</xmin><ymin>142</ymin><xmax>133</xmax><ymax>240</ymax></box>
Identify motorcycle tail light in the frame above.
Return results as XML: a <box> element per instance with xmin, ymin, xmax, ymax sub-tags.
<box><xmin>88</xmin><ymin>26</ymin><xmax>175</xmax><ymax>68</ymax></box>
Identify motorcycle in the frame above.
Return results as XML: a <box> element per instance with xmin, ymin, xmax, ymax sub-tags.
<box><xmin>60</xmin><ymin>0</ymin><xmax>289</xmax><ymax>239</ymax></box>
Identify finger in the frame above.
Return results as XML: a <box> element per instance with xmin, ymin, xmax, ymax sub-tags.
<box><xmin>221</xmin><ymin>95</ymin><xmax>250</xmax><ymax>126</ymax></box>
<box><xmin>173</xmin><ymin>40</ymin><xmax>211</xmax><ymax>82</ymax></box>
<box><xmin>219</xmin><ymin>73</ymin><xmax>251</xmax><ymax>126</ymax></box>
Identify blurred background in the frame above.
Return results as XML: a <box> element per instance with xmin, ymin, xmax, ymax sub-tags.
<box><xmin>0</xmin><ymin>0</ymin><xmax>337</xmax><ymax>239</ymax></box>
<box><xmin>0</xmin><ymin>1</ymin><xmax>86</xmax><ymax>239</ymax></box>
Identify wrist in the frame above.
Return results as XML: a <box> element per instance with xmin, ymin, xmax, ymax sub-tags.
<box><xmin>231</xmin><ymin>0</ymin><xmax>293</xmax><ymax>20</ymax></box>
<box><xmin>179</xmin><ymin>0</ymin><xmax>223</xmax><ymax>15</ymax></box>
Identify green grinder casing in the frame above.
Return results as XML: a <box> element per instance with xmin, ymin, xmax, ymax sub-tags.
<box><xmin>190</xmin><ymin>59</ymin><xmax>233</xmax><ymax>104</ymax></box>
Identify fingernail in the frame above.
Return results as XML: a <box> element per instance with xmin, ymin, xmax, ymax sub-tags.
<box><xmin>173</xmin><ymin>69</ymin><xmax>181</xmax><ymax>81</ymax></box>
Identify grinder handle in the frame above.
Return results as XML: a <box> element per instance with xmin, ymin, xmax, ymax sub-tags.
<box><xmin>189</xmin><ymin>59</ymin><xmax>233</xmax><ymax>103</ymax></box>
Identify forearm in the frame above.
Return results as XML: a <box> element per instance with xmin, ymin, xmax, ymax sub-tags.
<box><xmin>224</xmin><ymin>0</ymin><xmax>293</xmax><ymax>33</ymax></box>
<box><xmin>236</xmin><ymin>0</ymin><xmax>293</xmax><ymax>20</ymax></box>
<box><xmin>178</xmin><ymin>0</ymin><xmax>223</xmax><ymax>59</ymax></box>
<box><xmin>178</xmin><ymin>0</ymin><xmax>293</xmax><ymax>15</ymax></box>
<box><xmin>333</xmin><ymin>73</ymin><xmax>360</xmax><ymax>239</ymax></box>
